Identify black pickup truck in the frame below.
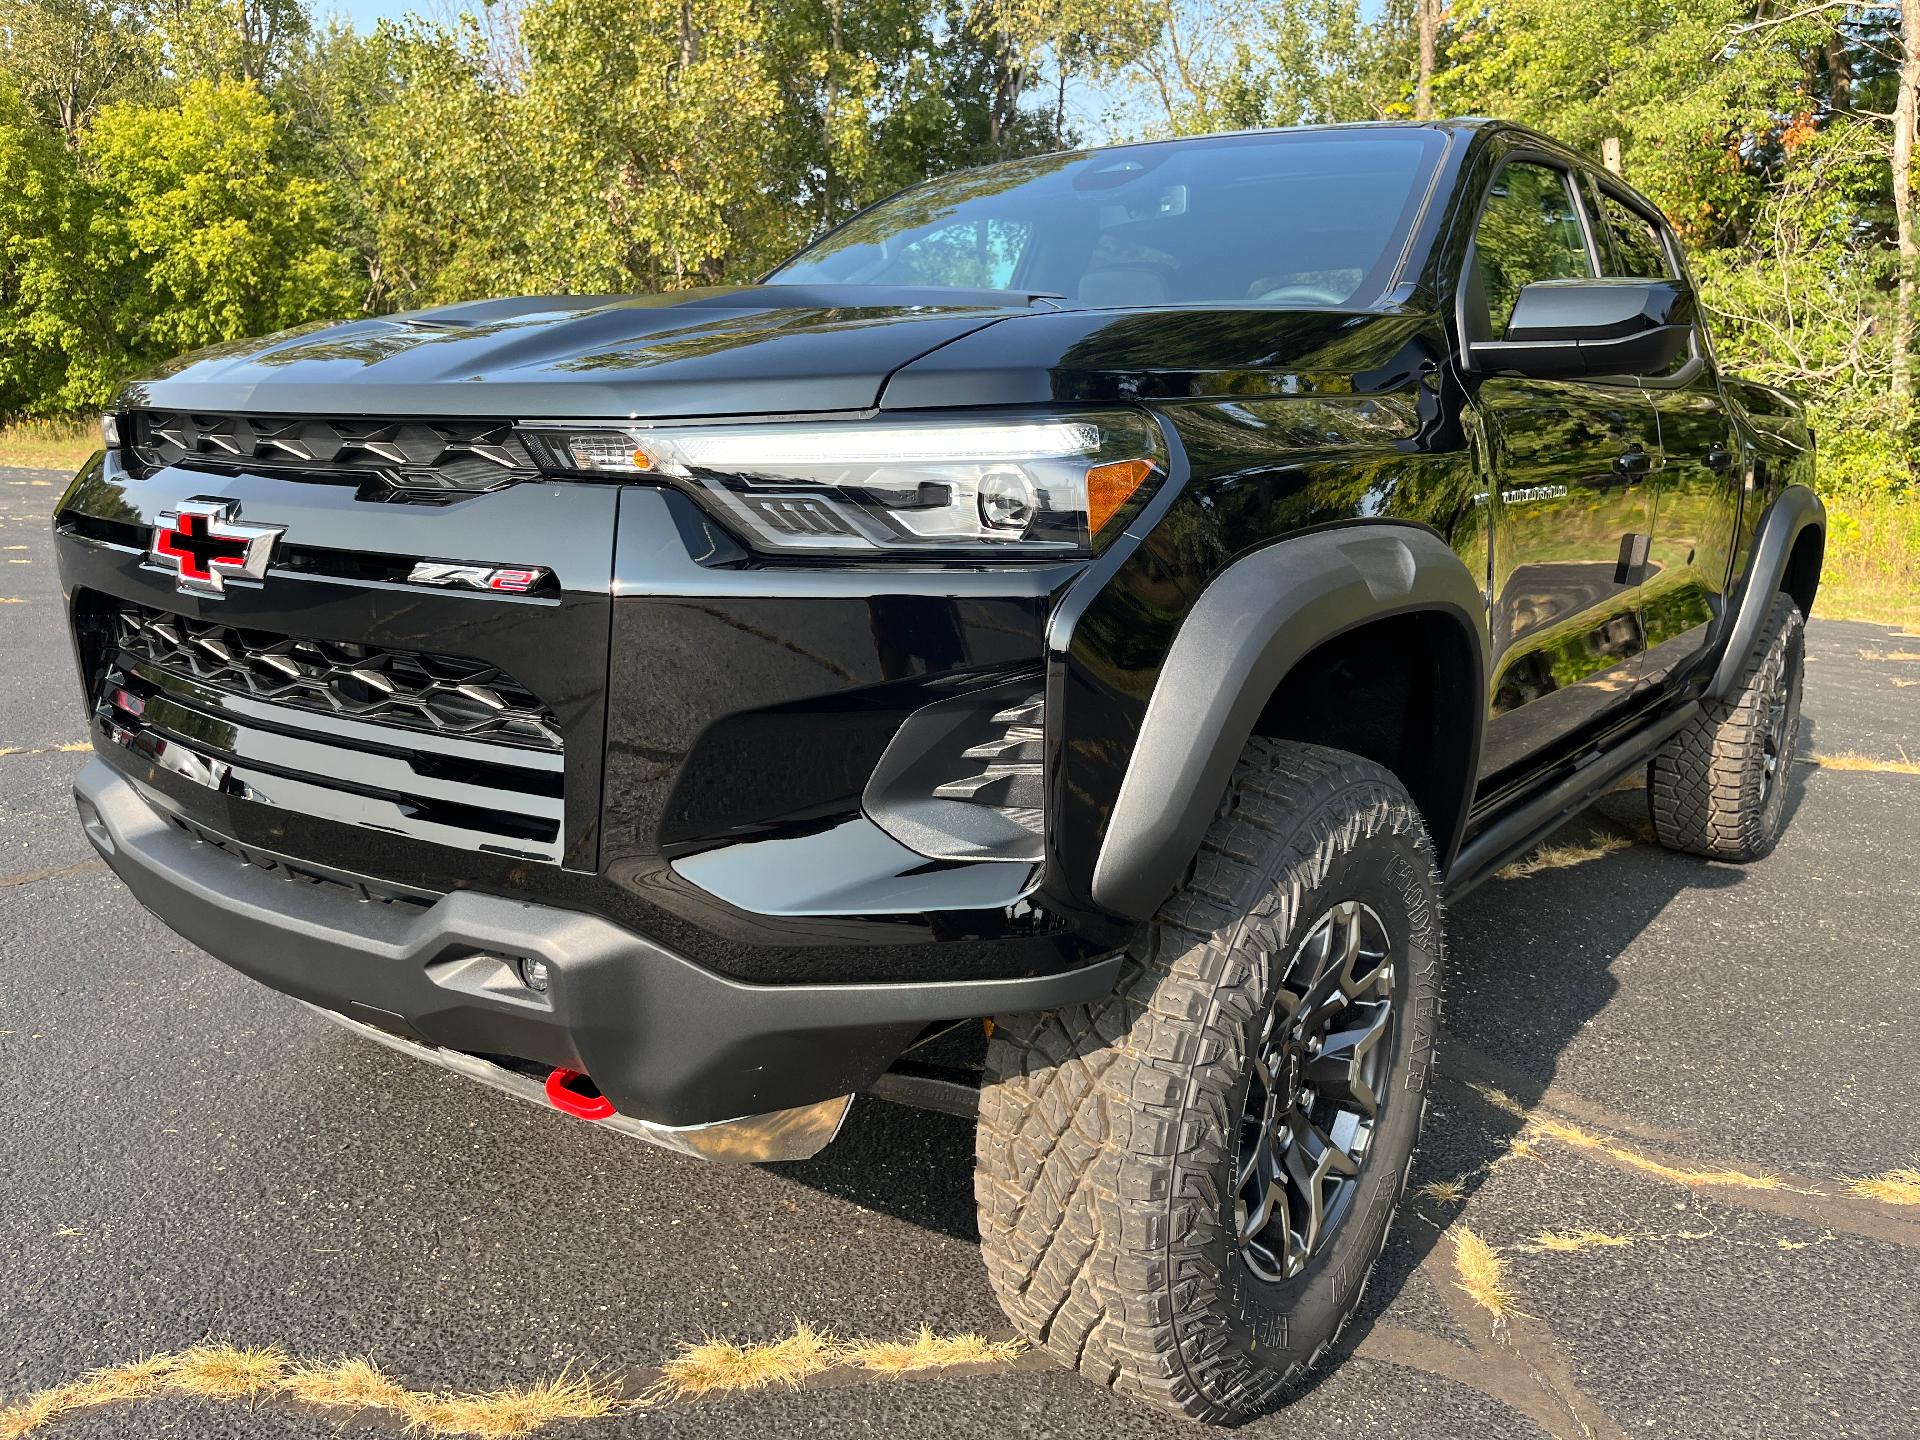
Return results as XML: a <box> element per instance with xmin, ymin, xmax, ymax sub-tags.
<box><xmin>54</xmin><ymin>119</ymin><xmax>1823</xmax><ymax>1423</ymax></box>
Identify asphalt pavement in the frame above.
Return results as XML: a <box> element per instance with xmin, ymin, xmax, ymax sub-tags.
<box><xmin>3</xmin><ymin>463</ymin><xmax>1917</xmax><ymax>1439</ymax></box>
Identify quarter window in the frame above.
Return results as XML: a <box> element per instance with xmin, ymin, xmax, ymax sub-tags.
<box><xmin>1471</xmin><ymin>162</ymin><xmax>1594</xmax><ymax>336</ymax></box>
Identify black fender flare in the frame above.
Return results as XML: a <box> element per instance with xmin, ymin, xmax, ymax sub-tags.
<box><xmin>1707</xmin><ymin>484</ymin><xmax>1825</xmax><ymax>701</ymax></box>
<box><xmin>1089</xmin><ymin>524</ymin><xmax>1489</xmax><ymax>920</ymax></box>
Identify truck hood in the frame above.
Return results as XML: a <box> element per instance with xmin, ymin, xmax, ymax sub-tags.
<box><xmin>117</xmin><ymin>286</ymin><xmax>1044</xmax><ymax>420</ymax></box>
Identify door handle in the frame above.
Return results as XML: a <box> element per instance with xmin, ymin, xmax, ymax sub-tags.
<box><xmin>1612</xmin><ymin>448</ymin><xmax>1653</xmax><ymax>481</ymax></box>
<box><xmin>1704</xmin><ymin>446</ymin><xmax>1736</xmax><ymax>472</ymax></box>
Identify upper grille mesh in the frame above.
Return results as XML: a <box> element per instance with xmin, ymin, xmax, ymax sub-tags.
<box><xmin>129</xmin><ymin>412</ymin><xmax>535</xmax><ymax>494</ymax></box>
<box><xmin>111</xmin><ymin>603</ymin><xmax>562</xmax><ymax>750</ymax></box>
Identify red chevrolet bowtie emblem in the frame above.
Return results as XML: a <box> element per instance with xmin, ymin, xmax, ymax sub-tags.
<box><xmin>147</xmin><ymin>499</ymin><xmax>285</xmax><ymax>598</ymax></box>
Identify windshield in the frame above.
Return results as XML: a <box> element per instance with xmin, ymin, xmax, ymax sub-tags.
<box><xmin>769</xmin><ymin>129</ymin><xmax>1447</xmax><ymax>310</ymax></box>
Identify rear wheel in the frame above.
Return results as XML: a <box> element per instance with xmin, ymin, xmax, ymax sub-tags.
<box><xmin>974</xmin><ymin>740</ymin><xmax>1443</xmax><ymax>1423</ymax></box>
<box><xmin>1648</xmin><ymin>593</ymin><xmax>1804</xmax><ymax>861</ymax></box>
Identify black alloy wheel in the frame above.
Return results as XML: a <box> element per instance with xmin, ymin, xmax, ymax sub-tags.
<box><xmin>1235</xmin><ymin>899</ymin><xmax>1396</xmax><ymax>1283</ymax></box>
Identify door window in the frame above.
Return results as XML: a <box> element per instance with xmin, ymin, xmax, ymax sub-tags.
<box><xmin>1471</xmin><ymin>162</ymin><xmax>1594</xmax><ymax>336</ymax></box>
<box><xmin>1593</xmin><ymin>190</ymin><xmax>1673</xmax><ymax>279</ymax></box>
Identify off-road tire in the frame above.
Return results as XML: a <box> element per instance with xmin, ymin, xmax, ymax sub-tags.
<box><xmin>1648</xmin><ymin>593</ymin><xmax>1804</xmax><ymax>862</ymax></box>
<box><xmin>974</xmin><ymin>739</ymin><xmax>1443</xmax><ymax>1424</ymax></box>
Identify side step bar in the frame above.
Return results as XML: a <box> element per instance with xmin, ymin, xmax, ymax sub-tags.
<box><xmin>1445</xmin><ymin>703</ymin><xmax>1701</xmax><ymax>900</ymax></box>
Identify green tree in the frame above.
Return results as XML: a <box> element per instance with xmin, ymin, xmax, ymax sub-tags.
<box><xmin>148</xmin><ymin>0</ymin><xmax>312</xmax><ymax>87</ymax></box>
<box><xmin>84</xmin><ymin>78</ymin><xmax>355</xmax><ymax>385</ymax></box>
<box><xmin>0</xmin><ymin>0</ymin><xmax>154</xmax><ymax>141</ymax></box>
<box><xmin>0</xmin><ymin>78</ymin><xmax>97</xmax><ymax>412</ymax></box>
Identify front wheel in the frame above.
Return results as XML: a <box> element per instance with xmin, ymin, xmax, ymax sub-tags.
<box><xmin>974</xmin><ymin>740</ymin><xmax>1443</xmax><ymax>1423</ymax></box>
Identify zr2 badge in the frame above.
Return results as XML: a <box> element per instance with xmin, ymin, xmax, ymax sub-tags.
<box><xmin>406</xmin><ymin>561</ymin><xmax>549</xmax><ymax>594</ymax></box>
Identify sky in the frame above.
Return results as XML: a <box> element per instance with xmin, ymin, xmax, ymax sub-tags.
<box><xmin>319</xmin><ymin>0</ymin><xmax>426</xmax><ymax>33</ymax></box>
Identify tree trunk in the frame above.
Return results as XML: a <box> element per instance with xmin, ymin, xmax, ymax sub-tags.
<box><xmin>1895</xmin><ymin>0</ymin><xmax>1919</xmax><ymax>403</ymax></box>
<box><xmin>1825</xmin><ymin>31</ymin><xmax>1850</xmax><ymax>113</ymax></box>
<box><xmin>1415</xmin><ymin>0</ymin><xmax>1437</xmax><ymax>120</ymax></box>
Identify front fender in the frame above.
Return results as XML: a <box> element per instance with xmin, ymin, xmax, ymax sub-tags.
<box><xmin>1089</xmin><ymin>524</ymin><xmax>1487</xmax><ymax>920</ymax></box>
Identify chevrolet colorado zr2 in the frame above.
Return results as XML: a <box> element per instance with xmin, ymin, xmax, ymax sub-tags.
<box><xmin>54</xmin><ymin>119</ymin><xmax>1824</xmax><ymax>1423</ymax></box>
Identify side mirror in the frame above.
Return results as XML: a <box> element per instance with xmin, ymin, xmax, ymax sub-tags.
<box><xmin>1469</xmin><ymin>278</ymin><xmax>1694</xmax><ymax>379</ymax></box>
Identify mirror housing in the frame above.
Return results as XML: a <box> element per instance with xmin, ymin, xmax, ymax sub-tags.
<box><xmin>1469</xmin><ymin>278</ymin><xmax>1694</xmax><ymax>378</ymax></box>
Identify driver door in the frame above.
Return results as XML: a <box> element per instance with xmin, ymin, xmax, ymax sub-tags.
<box><xmin>1464</xmin><ymin>157</ymin><xmax>1660</xmax><ymax>793</ymax></box>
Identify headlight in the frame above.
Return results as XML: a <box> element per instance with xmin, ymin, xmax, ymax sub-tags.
<box><xmin>519</xmin><ymin>411</ymin><xmax>1164</xmax><ymax>555</ymax></box>
<box><xmin>99</xmin><ymin>414</ymin><xmax>122</xmax><ymax>448</ymax></box>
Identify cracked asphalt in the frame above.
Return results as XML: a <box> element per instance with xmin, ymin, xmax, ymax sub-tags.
<box><xmin>2</xmin><ymin>462</ymin><xmax>1917</xmax><ymax>1438</ymax></box>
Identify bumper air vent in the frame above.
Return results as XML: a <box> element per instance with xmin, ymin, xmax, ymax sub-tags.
<box><xmin>931</xmin><ymin>692</ymin><xmax>1044</xmax><ymax>818</ymax></box>
<box><xmin>863</xmin><ymin>680</ymin><xmax>1046</xmax><ymax>864</ymax></box>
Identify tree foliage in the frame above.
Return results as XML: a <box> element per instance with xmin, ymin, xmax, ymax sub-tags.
<box><xmin>0</xmin><ymin>0</ymin><xmax>1916</xmax><ymax>501</ymax></box>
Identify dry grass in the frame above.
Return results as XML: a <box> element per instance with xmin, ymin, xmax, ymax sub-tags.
<box><xmin>0</xmin><ymin>1346</ymin><xmax>624</xmax><ymax>1439</ymax></box>
<box><xmin>1525</xmin><ymin>1229</ymin><xmax>1635</xmax><ymax>1253</ymax></box>
<box><xmin>401</xmin><ymin>1375</ymin><xmax>621</xmax><ymax>1438</ymax></box>
<box><xmin>280</xmin><ymin>1357</ymin><xmax>414</xmax><ymax>1412</ymax></box>
<box><xmin>1466</xmin><ymin>1081</ymin><xmax>1530</xmax><ymax>1118</ymax></box>
<box><xmin>1840</xmin><ymin>1167</ymin><xmax>1920</xmax><ymax>1205</ymax></box>
<box><xmin>1818</xmin><ymin>494</ymin><xmax>1920</xmax><ymax>627</ymax></box>
<box><xmin>1449</xmin><ymin>1227</ymin><xmax>1517</xmax><ymax>1323</ymax></box>
<box><xmin>839</xmin><ymin>1327</ymin><xmax>1025</xmax><ymax>1375</ymax></box>
<box><xmin>0</xmin><ymin>742</ymin><xmax>89</xmax><ymax>759</ymax></box>
<box><xmin>0</xmin><ymin>1358</ymin><xmax>171</xmax><ymax>1440</ymax></box>
<box><xmin>1502</xmin><ymin>1136</ymin><xmax>1541</xmax><ymax>1166</ymax></box>
<box><xmin>1495</xmin><ymin>830</ymin><xmax>1633</xmax><ymax>880</ymax></box>
<box><xmin>0</xmin><ymin>419</ymin><xmax>94</xmax><ymax>472</ymax></box>
<box><xmin>646</xmin><ymin>1322</ymin><xmax>838</xmax><ymax>1401</ymax></box>
<box><xmin>1524</xmin><ymin>1114</ymin><xmax>1786</xmax><ymax>1192</ymax></box>
<box><xmin>0</xmin><ymin>1322</ymin><xmax>1032</xmax><ymax>1436</ymax></box>
<box><xmin>1807</xmin><ymin>751</ymin><xmax>1920</xmax><ymax>776</ymax></box>
<box><xmin>1462</xmin><ymin>1083</ymin><xmax>1788</xmax><ymax>1194</ymax></box>
<box><xmin>1416</xmin><ymin>1176</ymin><xmax>1469</xmax><ymax>1204</ymax></box>
<box><xmin>165</xmin><ymin>1344</ymin><xmax>288</xmax><ymax>1400</ymax></box>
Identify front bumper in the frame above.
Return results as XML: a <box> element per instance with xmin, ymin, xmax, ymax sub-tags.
<box><xmin>75</xmin><ymin>759</ymin><xmax>1122</xmax><ymax>1154</ymax></box>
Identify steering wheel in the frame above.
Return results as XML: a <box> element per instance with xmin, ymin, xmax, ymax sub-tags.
<box><xmin>1250</xmin><ymin>283</ymin><xmax>1348</xmax><ymax>306</ymax></box>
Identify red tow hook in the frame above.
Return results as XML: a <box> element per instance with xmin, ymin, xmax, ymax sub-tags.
<box><xmin>544</xmin><ymin>1068</ymin><xmax>616</xmax><ymax>1121</ymax></box>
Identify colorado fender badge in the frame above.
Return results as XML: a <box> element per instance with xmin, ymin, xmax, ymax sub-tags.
<box><xmin>406</xmin><ymin>561</ymin><xmax>549</xmax><ymax>594</ymax></box>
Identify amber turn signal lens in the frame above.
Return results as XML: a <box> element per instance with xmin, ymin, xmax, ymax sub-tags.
<box><xmin>1086</xmin><ymin>457</ymin><xmax>1155</xmax><ymax>536</ymax></box>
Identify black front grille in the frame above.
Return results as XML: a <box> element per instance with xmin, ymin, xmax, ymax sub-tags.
<box><xmin>128</xmin><ymin>412</ymin><xmax>536</xmax><ymax>495</ymax></box>
<box><xmin>94</xmin><ymin>600</ymin><xmax>567</xmax><ymax>863</ymax></box>
<box><xmin>111</xmin><ymin>603</ymin><xmax>562</xmax><ymax>750</ymax></box>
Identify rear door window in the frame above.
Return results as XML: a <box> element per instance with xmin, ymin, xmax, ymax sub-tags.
<box><xmin>1593</xmin><ymin>189</ymin><xmax>1673</xmax><ymax>279</ymax></box>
